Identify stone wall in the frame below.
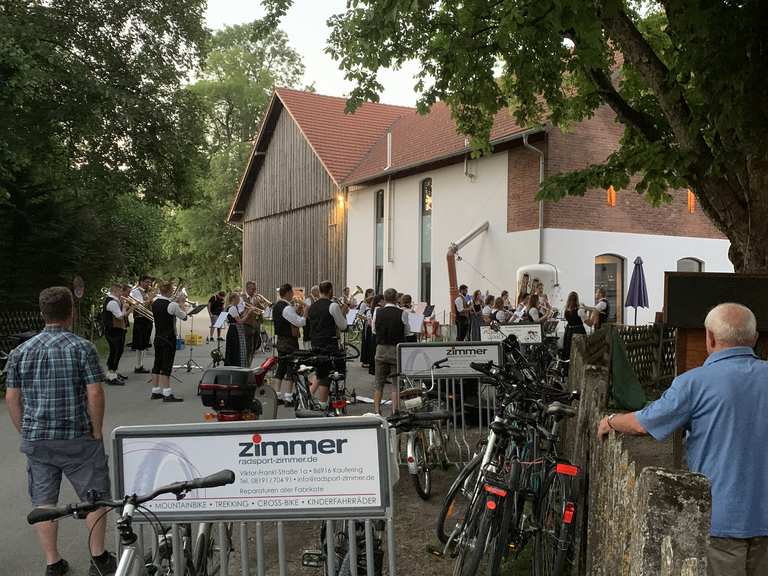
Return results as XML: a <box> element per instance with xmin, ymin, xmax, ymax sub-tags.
<box><xmin>565</xmin><ymin>336</ymin><xmax>711</xmax><ymax>576</ymax></box>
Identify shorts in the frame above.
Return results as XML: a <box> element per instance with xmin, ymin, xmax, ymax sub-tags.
<box><xmin>275</xmin><ymin>336</ymin><xmax>300</xmax><ymax>380</ymax></box>
<box><xmin>374</xmin><ymin>345</ymin><xmax>398</xmax><ymax>391</ymax></box>
<box><xmin>310</xmin><ymin>343</ymin><xmax>346</xmax><ymax>387</ymax></box>
<box><xmin>21</xmin><ymin>437</ymin><xmax>111</xmax><ymax>506</ymax></box>
<box><xmin>152</xmin><ymin>338</ymin><xmax>176</xmax><ymax>375</ymax></box>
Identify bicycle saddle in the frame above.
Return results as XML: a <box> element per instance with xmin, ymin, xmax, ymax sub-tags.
<box><xmin>545</xmin><ymin>401</ymin><xmax>577</xmax><ymax>418</ymax></box>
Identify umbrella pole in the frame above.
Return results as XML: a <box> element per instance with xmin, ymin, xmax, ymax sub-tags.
<box><xmin>634</xmin><ymin>308</ymin><xmax>638</xmax><ymax>325</ymax></box>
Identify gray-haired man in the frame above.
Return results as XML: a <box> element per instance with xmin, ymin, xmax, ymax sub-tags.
<box><xmin>597</xmin><ymin>303</ymin><xmax>768</xmax><ymax>575</ymax></box>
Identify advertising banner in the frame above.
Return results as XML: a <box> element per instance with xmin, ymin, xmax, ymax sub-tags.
<box><xmin>479</xmin><ymin>324</ymin><xmax>543</xmax><ymax>344</ymax></box>
<box><xmin>397</xmin><ymin>341</ymin><xmax>503</xmax><ymax>378</ymax></box>
<box><xmin>112</xmin><ymin>417</ymin><xmax>390</xmax><ymax>522</ymax></box>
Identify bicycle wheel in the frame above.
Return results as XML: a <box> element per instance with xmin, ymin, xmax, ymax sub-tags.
<box><xmin>533</xmin><ymin>467</ymin><xmax>577</xmax><ymax>576</ymax></box>
<box><xmin>195</xmin><ymin>523</ymin><xmax>231</xmax><ymax>576</ymax></box>
<box><xmin>436</xmin><ymin>452</ymin><xmax>482</xmax><ymax>544</ymax></box>
<box><xmin>343</xmin><ymin>341</ymin><xmax>360</xmax><ymax>360</ymax></box>
<box><xmin>457</xmin><ymin>494</ymin><xmax>498</xmax><ymax>576</ymax></box>
<box><xmin>411</xmin><ymin>434</ymin><xmax>432</xmax><ymax>500</ymax></box>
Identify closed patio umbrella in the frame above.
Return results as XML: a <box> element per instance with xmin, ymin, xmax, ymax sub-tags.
<box><xmin>625</xmin><ymin>256</ymin><xmax>649</xmax><ymax>325</ymax></box>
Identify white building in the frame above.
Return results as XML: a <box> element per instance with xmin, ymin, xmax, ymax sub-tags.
<box><xmin>231</xmin><ymin>90</ymin><xmax>731</xmax><ymax>325</ymax></box>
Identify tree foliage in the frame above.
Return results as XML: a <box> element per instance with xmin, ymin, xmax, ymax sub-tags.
<box><xmin>265</xmin><ymin>0</ymin><xmax>768</xmax><ymax>272</ymax></box>
<box><xmin>0</xmin><ymin>0</ymin><xmax>209</xmax><ymax>304</ymax></box>
<box><xmin>160</xmin><ymin>22</ymin><xmax>305</xmax><ymax>297</ymax></box>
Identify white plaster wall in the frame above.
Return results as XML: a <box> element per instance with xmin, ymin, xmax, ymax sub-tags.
<box><xmin>543</xmin><ymin>228</ymin><xmax>732</xmax><ymax>325</ymax></box>
<box><xmin>384</xmin><ymin>178</ymin><xmax>421</xmax><ymax>298</ymax></box>
<box><xmin>346</xmin><ymin>186</ymin><xmax>376</xmax><ymax>290</ymax></box>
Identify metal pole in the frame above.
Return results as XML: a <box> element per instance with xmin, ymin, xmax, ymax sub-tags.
<box><xmin>218</xmin><ymin>522</ymin><xmax>229</xmax><ymax>575</ymax></box>
<box><xmin>387</xmin><ymin>519</ymin><xmax>396</xmax><ymax>576</ymax></box>
<box><xmin>459</xmin><ymin>378</ymin><xmax>470</xmax><ymax>461</ymax></box>
<box><xmin>277</xmin><ymin>521</ymin><xmax>288</xmax><ymax>576</ymax></box>
<box><xmin>240</xmin><ymin>522</ymin><xmax>249</xmax><ymax>576</ymax></box>
<box><xmin>348</xmin><ymin>520</ymin><xmax>358</xmax><ymax>576</ymax></box>
<box><xmin>256</xmin><ymin>521</ymin><xmax>266</xmax><ymax>576</ymax></box>
<box><xmin>326</xmin><ymin>520</ymin><xmax>336</xmax><ymax>575</ymax></box>
<box><xmin>451</xmin><ymin>379</ymin><xmax>461</xmax><ymax>460</ymax></box>
<box><xmin>364</xmin><ymin>520</ymin><xmax>375</xmax><ymax>576</ymax></box>
<box><xmin>172</xmin><ymin>524</ymin><xmax>182</xmax><ymax>576</ymax></box>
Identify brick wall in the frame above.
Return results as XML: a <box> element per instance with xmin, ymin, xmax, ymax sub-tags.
<box><xmin>507</xmin><ymin>105</ymin><xmax>725</xmax><ymax>239</ymax></box>
<box><xmin>507</xmin><ymin>145</ymin><xmax>542</xmax><ymax>231</ymax></box>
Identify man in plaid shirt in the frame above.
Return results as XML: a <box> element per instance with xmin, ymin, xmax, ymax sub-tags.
<box><xmin>5</xmin><ymin>287</ymin><xmax>117</xmax><ymax>576</ymax></box>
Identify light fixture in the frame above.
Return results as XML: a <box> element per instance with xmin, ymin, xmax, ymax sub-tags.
<box><xmin>337</xmin><ymin>193</ymin><xmax>344</xmax><ymax>207</ymax></box>
<box><xmin>607</xmin><ymin>185</ymin><xmax>617</xmax><ymax>207</ymax></box>
<box><xmin>687</xmin><ymin>188</ymin><xmax>696</xmax><ymax>214</ymax></box>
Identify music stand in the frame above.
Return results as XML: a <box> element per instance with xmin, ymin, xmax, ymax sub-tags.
<box><xmin>173</xmin><ymin>303</ymin><xmax>208</xmax><ymax>373</ymax></box>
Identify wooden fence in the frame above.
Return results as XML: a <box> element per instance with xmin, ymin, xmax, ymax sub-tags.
<box><xmin>583</xmin><ymin>323</ymin><xmax>677</xmax><ymax>400</ymax></box>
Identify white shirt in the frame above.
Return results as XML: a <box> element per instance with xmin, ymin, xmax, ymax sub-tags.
<box><xmin>371</xmin><ymin>303</ymin><xmax>411</xmax><ymax>336</ymax></box>
<box><xmin>359</xmin><ymin>302</ymin><xmax>370</xmax><ymax>317</ymax></box>
<box><xmin>228</xmin><ymin>304</ymin><xmax>240</xmax><ymax>319</ymax></box>
<box><xmin>129</xmin><ymin>287</ymin><xmax>145</xmax><ymax>303</ymax></box>
<box><xmin>155</xmin><ymin>295</ymin><xmax>187</xmax><ymax>320</ymax></box>
<box><xmin>595</xmin><ymin>299</ymin><xmax>608</xmax><ymax>312</ymax></box>
<box><xmin>328</xmin><ymin>301</ymin><xmax>348</xmax><ymax>331</ymax></box>
<box><xmin>454</xmin><ymin>296</ymin><xmax>465</xmax><ymax>313</ymax></box>
<box><xmin>106</xmin><ymin>296</ymin><xmax>123</xmax><ymax>318</ymax></box>
<box><xmin>280</xmin><ymin>299</ymin><xmax>306</xmax><ymax>327</ymax></box>
<box><xmin>493</xmin><ymin>309</ymin><xmax>509</xmax><ymax>324</ymax></box>
<box><xmin>481</xmin><ymin>305</ymin><xmax>493</xmax><ymax>317</ymax></box>
<box><xmin>528</xmin><ymin>307</ymin><xmax>541</xmax><ymax>322</ymax></box>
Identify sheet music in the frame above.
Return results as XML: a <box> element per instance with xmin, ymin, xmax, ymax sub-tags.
<box><xmin>346</xmin><ymin>309</ymin><xmax>359</xmax><ymax>326</ymax></box>
<box><xmin>213</xmin><ymin>311</ymin><xmax>229</xmax><ymax>329</ymax></box>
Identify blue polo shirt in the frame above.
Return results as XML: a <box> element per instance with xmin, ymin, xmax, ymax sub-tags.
<box><xmin>636</xmin><ymin>347</ymin><xmax>768</xmax><ymax>538</ymax></box>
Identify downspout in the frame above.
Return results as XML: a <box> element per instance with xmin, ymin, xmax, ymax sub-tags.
<box><xmin>523</xmin><ymin>134</ymin><xmax>545</xmax><ymax>264</ymax></box>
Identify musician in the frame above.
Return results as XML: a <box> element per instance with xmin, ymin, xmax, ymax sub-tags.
<box><xmin>303</xmin><ymin>285</ymin><xmax>320</xmax><ymax>349</ymax></box>
<box><xmin>130</xmin><ymin>275</ymin><xmax>153</xmax><ymax>374</ymax></box>
<box><xmin>271</xmin><ymin>283</ymin><xmax>306</xmax><ymax>406</ymax></box>
<box><xmin>150</xmin><ymin>281</ymin><xmax>187</xmax><ymax>402</ymax></box>
<box><xmin>500</xmin><ymin>290</ymin><xmax>511</xmax><ymax>310</ymax></box>
<box><xmin>454</xmin><ymin>284</ymin><xmax>470</xmax><ymax>341</ymax></box>
<box><xmin>342</xmin><ymin>286</ymin><xmax>357</xmax><ymax>309</ymax></box>
<box><xmin>240</xmin><ymin>281</ymin><xmax>262</xmax><ymax>365</ymax></box>
<box><xmin>103</xmin><ymin>283</ymin><xmax>129</xmax><ymax>384</ymax></box>
<box><xmin>359</xmin><ymin>289</ymin><xmax>375</xmax><ymax>364</ymax></box>
<box><xmin>400</xmin><ymin>294</ymin><xmax>419</xmax><ymax>342</ymax></box>
<box><xmin>372</xmin><ymin>288</ymin><xmax>410</xmax><ymax>414</ymax></box>
<box><xmin>470</xmin><ymin>289</ymin><xmax>483</xmax><ymax>340</ymax></box>
<box><xmin>307</xmin><ymin>281</ymin><xmax>348</xmax><ymax>404</ymax></box>
<box><xmin>517</xmin><ymin>273</ymin><xmax>531</xmax><ymax>304</ymax></box>
<box><xmin>206</xmin><ymin>291</ymin><xmax>225</xmax><ymax>343</ymax></box>
<box><xmin>584</xmin><ymin>287</ymin><xmax>610</xmax><ymax>330</ymax></box>
<box><xmin>225</xmin><ymin>293</ymin><xmax>255</xmax><ymax>367</ymax></box>
<box><xmin>482</xmin><ymin>294</ymin><xmax>495</xmax><ymax>324</ymax></box>
<box><xmin>492</xmin><ymin>297</ymin><xmax>511</xmax><ymax>324</ymax></box>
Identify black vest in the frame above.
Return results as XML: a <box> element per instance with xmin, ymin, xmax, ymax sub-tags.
<box><xmin>375</xmin><ymin>306</ymin><xmax>406</xmax><ymax>346</ymax></box>
<box><xmin>308</xmin><ymin>299</ymin><xmax>338</xmax><ymax>346</ymax></box>
<box><xmin>596</xmin><ymin>298</ymin><xmax>610</xmax><ymax>329</ymax></box>
<box><xmin>102</xmin><ymin>296</ymin><xmax>121</xmax><ymax>331</ymax></box>
<box><xmin>152</xmin><ymin>298</ymin><xmax>175</xmax><ymax>342</ymax></box>
<box><xmin>272</xmin><ymin>300</ymin><xmax>293</xmax><ymax>338</ymax></box>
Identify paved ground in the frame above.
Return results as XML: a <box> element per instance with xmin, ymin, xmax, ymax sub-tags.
<box><xmin>0</xmin><ymin>321</ymin><xmax>467</xmax><ymax>575</ymax></box>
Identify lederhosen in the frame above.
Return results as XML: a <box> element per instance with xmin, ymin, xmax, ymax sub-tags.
<box><xmin>103</xmin><ymin>296</ymin><xmax>126</xmax><ymax>371</ymax></box>
<box><xmin>130</xmin><ymin>289</ymin><xmax>153</xmax><ymax>351</ymax></box>
<box><xmin>151</xmin><ymin>298</ymin><xmax>176</xmax><ymax>375</ymax></box>
<box><xmin>308</xmin><ymin>299</ymin><xmax>345</xmax><ymax>385</ymax></box>
<box><xmin>273</xmin><ymin>300</ymin><xmax>299</xmax><ymax>380</ymax></box>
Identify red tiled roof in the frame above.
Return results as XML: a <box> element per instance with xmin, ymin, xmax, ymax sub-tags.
<box><xmin>276</xmin><ymin>88</ymin><xmax>414</xmax><ymax>184</ymax></box>
<box><xmin>344</xmin><ymin>102</ymin><xmax>532</xmax><ymax>186</ymax></box>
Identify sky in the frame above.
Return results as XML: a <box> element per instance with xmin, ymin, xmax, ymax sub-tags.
<box><xmin>204</xmin><ymin>0</ymin><xmax>422</xmax><ymax>107</ymax></box>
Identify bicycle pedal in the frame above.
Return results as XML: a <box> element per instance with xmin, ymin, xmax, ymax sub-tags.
<box><xmin>426</xmin><ymin>545</ymin><xmax>444</xmax><ymax>558</ymax></box>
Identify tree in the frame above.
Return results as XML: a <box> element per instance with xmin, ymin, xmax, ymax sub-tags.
<box><xmin>265</xmin><ymin>0</ymin><xmax>768</xmax><ymax>272</ymax></box>
<box><xmin>161</xmin><ymin>22</ymin><xmax>305</xmax><ymax>296</ymax></box>
<box><xmin>0</xmin><ymin>0</ymin><xmax>209</xmax><ymax>304</ymax></box>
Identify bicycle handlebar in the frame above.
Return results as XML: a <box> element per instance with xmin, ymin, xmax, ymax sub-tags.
<box><xmin>431</xmin><ymin>358</ymin><xmax>448</xmax><ymax>369</ymax></box>
<box><xmin>27</xmin><ymin>469</ymin><xmax>235</xmax><ymax>525</ymax></box>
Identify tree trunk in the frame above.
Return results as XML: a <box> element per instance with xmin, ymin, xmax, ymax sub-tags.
<box><xmin>704</xmin><ymin>158</ymin><xmax>768</xmax><ymax>274</ymax></box>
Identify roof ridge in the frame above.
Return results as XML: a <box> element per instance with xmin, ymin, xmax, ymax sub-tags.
<box><xmin>274</xmin><ymin>86</ymin><xmax>415</xmax><ymax>111</ymax></box>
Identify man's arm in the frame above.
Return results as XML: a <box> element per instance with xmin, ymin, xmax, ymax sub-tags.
<box><xmin>283</xmin><ymin>305</ymin><xmax>306</xmax><ymax>327</ymax></box>
<box><xmin>5</xmin><ymin>388</ymin><xmax>23</xmax><ymax>433</ymax></box>
<box><xmin>86</xmin><ymin>384</ymin><xmax>105</xmax><ymax>440</ymax></box>
<box><xmin>329</xmin><ymin>302</ymin><xmax>347</xmax><ymax>331</ymax></box>
<box><xmin>597</xmin><ymin>412</ymin><xmax>647</xmax><ymax>441</ymax></box>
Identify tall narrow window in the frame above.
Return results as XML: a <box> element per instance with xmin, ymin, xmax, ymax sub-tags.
<box><xmin>420</xmin><ymin>178</ymin><xmax>432</xmax><ymax>303</ymax></box>
<box><xmin>375</xmin><ymin>189</ymin><xmax>384</xmax><ymax>294</ymax></box>
<box><xmin>594</xmin><ymin>254</ymin><xmax>625</xmax><ymax>324</ymax></box>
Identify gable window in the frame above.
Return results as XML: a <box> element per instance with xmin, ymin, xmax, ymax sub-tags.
<box><xmin>420</xmin><ymin>178</ymin><xmax>432</xmax><ymax>303</ymax></box>
<box><xmin>375</xmin><ymin>189</ymin><xmax>384</xmax><ymax>294</ymax></box>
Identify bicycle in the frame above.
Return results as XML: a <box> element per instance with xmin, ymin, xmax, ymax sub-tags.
<box><xmin>288</xmin><ymin>347</ymin><xmax>360</xmax><ymax>417</ymax></box>
<box><xmin>27</xmin><ymin>470</ymin><xmax>236</xmax><ymax>576</ymax></box>
<box><xmin>437</xmin><ymin>360</ymin><xmax>581</xmax><ymax>576</ymax></box>
<box><xmin>389</xmin><ymin>358</ymin><xmax>452</xmax><ymax>500</ymax></box>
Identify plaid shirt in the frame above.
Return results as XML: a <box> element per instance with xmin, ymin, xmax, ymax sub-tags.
<box><xmin>6</xmin><ymin>326</ymin><xmax>104</xmax><ymax>440</ymax></box>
